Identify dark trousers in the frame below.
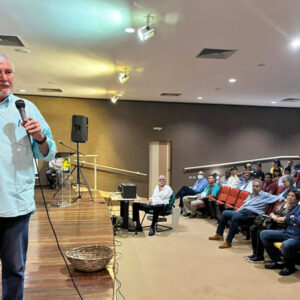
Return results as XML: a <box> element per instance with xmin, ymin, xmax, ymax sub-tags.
<box><xmin>216</xmin><ymin>209</ymin><xmax>257</xmax><ymax>243</ymax></box>
<box><xmin>250</xmin><ymin>225</ymin><xmax>265</xmax><ymax>258</ymax></box>
<box><xmin>0</xmin><ymin>213</ymin><xmax>31</xmax><ymax>300</ymax></box>
<box><xmin>176</xmin><ymin>186</ymin><xmax>197</xmax><ymax>208</ymax></box>
<box><xmin>260</xmin><ymin>230</ymin><xmax>300</xmax><ymax>269</ymax></box>
<box><xmin>204</xmin><ymin>198</ymin><xmax>216</xmax><ymax>218</ymax></box>
<box><xmin>132</xmin><ymin>203</ymin><xmax>167</xmax><ymax>228</ymax></box>
<box><xmin>46</xmin><ymin>169</ymin><xmax>61</xmax><ymax>188</ymax></box>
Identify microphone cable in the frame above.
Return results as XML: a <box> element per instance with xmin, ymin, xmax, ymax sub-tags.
<box><xmin>31</xmin><ymin>143</ymin><xmax>84</xmax><ymax>300</ymax></box>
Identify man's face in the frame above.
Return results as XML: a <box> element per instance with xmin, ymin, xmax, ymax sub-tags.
<box><xmin>256</xmin><ymin>164</ymin><xmax>261</xmax><ymax>171</ymax></box>
<box><xmin>265</xmin><ymin>175</ymin><xmax>271</xmax><ymax>183</ymax></box>
<box><xmin>287</xmin><ymin>161</ymin><xmax>293</xmax><ymax>167</ymax></box>
<box><xmin>231</xmin><ymin>169</ymin><xmax>237</xmax><ymax>176</ymax></box>
<box><xmin>246</xmin><ymin>164</ymin><xmax>252</xmax><ymax>171</ymax></box>
<box><xmin>208</xmin><ymin>176</ymin><xmax>214</xmax><ymax>184</ymax></box>
<box><xmin>252</xmin><ymin>181</ymin><xmax>261</xmax><ymax>194</ymax></box>
<box><xmin>0</xmin><ymin>59</ymin><xmax>14</xmax><ymax>101</ymax></box>
<box><xmin>158</xmin><ymin>177</ymin><xmax>166</xmax><ymax>187</ymax></box>
<box><xmin>244</xmin><ymin>173</ymin><xmax>251</xmax><ymax>181</ymax></box>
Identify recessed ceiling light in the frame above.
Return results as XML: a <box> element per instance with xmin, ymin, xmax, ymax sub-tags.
<box><xmin>271</xmin><ymin>101</ymin><xmax>277</xmax><ymax>104</ymax></box>
<box><xmin>197</xmin><ymin>96</ymin><xmax>203</xmax><ymax>100</ymax></box>
<box><xmin>124</xmin><ymin>28</ymin><xmax>135</xmax><ymax>33</ymax></box>
<box><xmin>291</xmin><ymin>39</ymin><xmax>300</xmax><ymax>49</ymax></box>
<box><xmin>228</xmin><ymin>78</ymin><xmax>236</xmax><ymax>83</ymax></box>
<box><xmin>19</xmin><ymin>89</ymin><xmax>26</xmax><ymax>93</ymax></box>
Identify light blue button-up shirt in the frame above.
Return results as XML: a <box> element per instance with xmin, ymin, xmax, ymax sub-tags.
<box><xmin>0</xmin><ymin>93</ymin><xmax>56</xmax><ymax>217</ymax></box>
<box><xmin>238</xmin><ymin>190</ymin><xmax>282</xmax><ymax>215</ymax></box>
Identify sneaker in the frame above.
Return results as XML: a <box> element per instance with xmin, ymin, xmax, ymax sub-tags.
<box><xmin>279</xmin><ymin>267</ymin><xmax>296</xmax><ymax>276</ymax></box>
<box><xmin>135</xmin><ymin>226</ymin><xmax>143</xmax><ymax>232</ymax></box>
<box><xmin>209</xmin><ymin>234</ymin><xmax>224</xmax><ymax>241</ymax></box>
<box><xmin>248</xmin><ymin>256</ymin><xmax>265</xmax><ymax>263</ymax></box>
<box><xmin>183</xmin><ymin>212</ymin><xmax>191</xmax><ymax>217</ymax></box>
<box><xmin>246</xmin><ymin>254</ymin><xmax>256</xmax><ymax>260</ymax></box>
<box><xmin>189</xmin><ymin>213</ymin><xmax>197</xmax><ymax>218</ymax></box>
<box><xmin>265</xmin><ymin>262</ymin><xmax>284</xmax><ymax>269</ymax></box>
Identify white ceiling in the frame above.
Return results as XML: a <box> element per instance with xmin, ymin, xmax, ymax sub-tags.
<box><xmin>1</xmin><ymin>0</ymin><xmax>300</xmax><ymax>107</ymax></box>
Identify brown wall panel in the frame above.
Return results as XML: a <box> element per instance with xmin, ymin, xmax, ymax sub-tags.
<box><xmin>22</xmin><ymin>95</ymin><xmax>300</xmax><ymax>197</ymax></box>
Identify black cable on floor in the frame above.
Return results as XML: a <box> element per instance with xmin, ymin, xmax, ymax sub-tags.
<box><xmin>115</xmin><ymin>239</ymin><xmax>126</xmax><ymax>300</ymax></box>
<box><xmin>32</xmin><ymin>151</ymin><xmax>83</xmax><ymax>300</ymax></box>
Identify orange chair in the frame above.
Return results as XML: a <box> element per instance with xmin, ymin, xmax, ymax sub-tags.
<box><xmin>214</xmin><ymin>186</ymin><xmax>231</xmax><ymax>205</ymax></box>
<box><xmin>276</xmin><ymin>185</ymin><xmax>285</xmax><ymax>195</ymax></box>
<box><xmin>223</xmin><ymin>188</ymin><xmax>240</xmax><ymax>209</ymax></box>
<box><xmin>233</xmin><ymin>191</ymin><xmax>250</xmax><ymax>210</ymax></box>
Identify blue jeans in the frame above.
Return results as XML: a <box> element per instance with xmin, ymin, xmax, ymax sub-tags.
<box><xmin>0</xmin><ymin>213</ymin><xmax>31</xmax><ymax>300</ymax></box>
<box><xmin>216</xmin><ymin>209</ymin><xmax>257</xmax><ymax>243</ymax></box>
<box><xmin>260</xmin><ymin>230</ymin><xmax>300</xmax><ymax>268</ymax></box>
<box><xmin>176</xmin><ymin>186</ymin><xmax>197</xmax><ymax>208</ymax></box>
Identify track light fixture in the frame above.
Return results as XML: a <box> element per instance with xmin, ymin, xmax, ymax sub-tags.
<box><xmin>138</xmin><ymin>14</ymin><xmax>156</xmax><ymax>41</ymax></box>
<box><xmin>119</xmin><ymin>68</ymin><xmax>130</xmax><ymax>84</ymax></box>
<box><xmin>111</xmin><ymin>93</ymin><xmax>123</xmax><ymax>104</ymax></box>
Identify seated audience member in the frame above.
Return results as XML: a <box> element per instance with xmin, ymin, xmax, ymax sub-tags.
<box><xmin>253</xmin><ymin>162</ymin><xmax>265</xmax><ymax>181</ymax></box>
<box><xmin>219</xmin><ymin>169</ymin><xmax>231</xmax><ymax>186</ymax></box>
<box><xmin>270</xmin><ymin>159</ymin><xmax>284</xmax><ymax>175</ymax></box>
<box><xmin>182</xmin><ymin>175</ymin><xmax>220</xmax><ymax>218</ymax></box>
<box><xmin>247</xmin><ymin>190</ymin><xmax>299</xmax><ymax>263</ymax></box>
<box><xmin>132</xmin><ymin>175</ymin><xmax>173</xmax><ymax>236</ymax></box>
<box><xmin>225</xmin><ymin>167</ymin><xmax>240</xmax><ymax>189</ymax></box>
<box><xmin>286</xmin><ymin>160</ymin><xmax>297</xmax><ymax>177</ymax></box>
<box><xmin>176</xmin><ymin>171</ymin><xmax>208</xmax><ymax>211</ymax></box>
<box><xmin>238</xmin><ymin>163</ymin><xmax>253</xmax><ymax>182</ymax></box>
<box><xmin>278</xmin><ymin>167</ymin><xmax>292</xmax><ymax>186</ymax></box>
<box><xmin>278</xmin><ymin>175</ymin><xmax>295</xmax><ymax>199</ymax></box>
<box><xmin>237</xmin><ymin>172</ymin><xmax>253</xmax><ymax>193</ymax></box>
<box><xmin>46</xmin><ymin>156</ymin><xmax>63</xmax><ymax>189</ymax></box>
<box><xmin>260</xmin><ymin>190</ymin><xmax>300</xmax><ymax>275</ymax></box>
<box><xmin>272</xmin><ymin>168</ymin><xmax>282</xmax><ymax>185</ymax></box>
<box><xmin>262</xmin><ymin>172</ymin><xmax>278</xmax><ymax>195</ymax></box>
<box><xmin>209</xmin><ymin>179</ymin><xmax>282</xmax><ymax>248</ymax></box>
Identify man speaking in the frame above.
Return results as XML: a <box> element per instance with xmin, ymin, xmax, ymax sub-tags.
<box><xmin>0</xmin><ymin>52</ymin><xmax>56</xmax><ymax>299</ymax></box>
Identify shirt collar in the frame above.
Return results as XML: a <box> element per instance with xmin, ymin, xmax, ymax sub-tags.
<box><xmin>0</xmin><ymin>93</ymin><xmax>14</xmax><ymax>106</ymax></box>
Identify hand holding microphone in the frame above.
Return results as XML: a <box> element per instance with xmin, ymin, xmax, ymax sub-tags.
<box><xmin>15</xmin><ymin>99</ymin><xmax>47</xmax><ymax>144</ymax></box>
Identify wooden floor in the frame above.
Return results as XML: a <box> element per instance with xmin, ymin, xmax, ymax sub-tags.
<box><xmin>0</xmin><ymin>188</ymin><xmax>115</xmax><ymax>300</ymax></box>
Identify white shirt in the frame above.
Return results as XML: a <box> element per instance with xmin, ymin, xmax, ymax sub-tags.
<box><xmin>49</xmin><ymin>158</ymin><xmax>63</xmax><ymax>170</ymax></box>
<box><xmin>226</xmin><ymin>175</ymin><xmax>240</xmax><ymax>189</ymax></box>
<box><xmin>151</xmin><ymin>185</ymin><xmax>173</xmax><ymax>205</ymax></box>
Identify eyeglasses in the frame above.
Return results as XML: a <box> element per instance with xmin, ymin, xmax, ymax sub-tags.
<box><xmin>158</xmin><ymin>179</ymin><xmax>166</xmax><ymax>181</ymax></box>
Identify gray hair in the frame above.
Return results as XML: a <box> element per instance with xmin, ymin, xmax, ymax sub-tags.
<box><xmin>282</xmin><ymin>175</ymin><xmax>294</xmax><ymax>186</ymax></box>
<box><xmin>0</xmin><ymin>51</ymin><xmax>15</xmax><ymax>72</ymax></box>
<box><xmin>253</xmin><ymin>179</ymin><xmax>262</xmax><ymax>186</ymax></box>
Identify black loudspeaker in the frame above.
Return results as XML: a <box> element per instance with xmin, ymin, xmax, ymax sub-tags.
<box><xmin>71</xmin><ymin>115</ymin><xmax>88</xmax><ymax>143</ymax></box>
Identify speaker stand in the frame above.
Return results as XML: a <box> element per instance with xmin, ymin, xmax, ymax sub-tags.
<box><xmin>53</xmin><ymin>142</ymin><xmax>94</xmax><ymax>203</ymax></box>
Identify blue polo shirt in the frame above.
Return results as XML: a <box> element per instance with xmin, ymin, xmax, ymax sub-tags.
<box><xmin>0</xmin><ymin>93</ymin><xmax>56</xmax><ymax>217</ymax></box>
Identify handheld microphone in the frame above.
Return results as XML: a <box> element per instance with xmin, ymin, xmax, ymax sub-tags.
<box><xmin>15</xmin><ymin>99</ymin><xmax>27</xmax><ymax>124</ymax></box>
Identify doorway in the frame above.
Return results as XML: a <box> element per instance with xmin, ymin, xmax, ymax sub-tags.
<box><xmin>149</xmin><ymin>141</ymin><xmax>172</xmax><ymax>196</ymax></box>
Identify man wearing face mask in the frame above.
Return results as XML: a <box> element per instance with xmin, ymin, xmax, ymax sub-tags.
<box><xmin>175</xmin><ymin>171</ymin><xmax>208</xmax><ymax>212</ymax></box>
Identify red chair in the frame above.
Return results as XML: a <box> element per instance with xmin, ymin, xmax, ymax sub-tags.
<box><xmin>276</xmin><ymin>185</ymin><xmax>285</xmax><ymax>195</ymax></box>
<box><xmin>215</xmin><ymin>186</ymin><xmax>231</xmax><ymax>204</ymax></box>
<box><xmin>224</xmin><ymin>188</ymin><xmax>240</xmax><ymax>209</ymax></box>
<box><xmin>294</xmin><ymin>177</ymin><xmax>299</xmax><ymax>184</ymax></box>
<box><xmin>233</xmin><ymin>191</ymin><xmax>250</xmax><ymax>210</ymax></box>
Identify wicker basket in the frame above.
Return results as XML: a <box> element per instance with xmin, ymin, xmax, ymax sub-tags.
<box><xmin>66</xmin><ymin>245</ymin><xmax>114</xmax><ymax>272</ymax></box>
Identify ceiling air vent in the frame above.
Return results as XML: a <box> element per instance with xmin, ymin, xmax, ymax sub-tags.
<box><xmin>0</xmin><ymin>35</ymin><xmax>25</xmax><ymax>47</ymax></box>
<box><xmin>280</xmin><ymin>98</ymin><xmax>300</xmax><ymax>103</ymax></box>
<box><xmin>160</xmin><ymin>93</ymin><xmax>182</xmax><ymax>96</ymax></box>
<box><xmin>38</xmin><ymin>88</ymin><xmax>63</xmax><ymax>93</ymax></box>
<box><xmin>196</xmin><ymin>48</ymin><xmax>237</xmax><ymax>59</ymax></box>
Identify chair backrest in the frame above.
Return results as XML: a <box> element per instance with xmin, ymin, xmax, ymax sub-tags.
<box><xmin>234</xmin><ymin>191</ymin><xmax>249</xmax><ymax>210</ymax></box>
<box><xmin>217</xmin><ymin>186</ymin><xmax>231</xmax><ymax>202</ymax></box>
<box><xmin>276</xmin><ymin>185</ymin><xmax>285</xmax><ymax>195</ymax></box>
<box><xmin>166</xmin><ymin>194</ymin><xmax>176</xmax><ymax>214</ymax></box>
<box><xmin>266</xmin><ymin>201</ymin><xmax>281</xmax><ymax>215</ymax></box>
<box><xmin>225</xmin><ymin>188</ymin><xmax>239</xmax><ymax>206</ymax></box>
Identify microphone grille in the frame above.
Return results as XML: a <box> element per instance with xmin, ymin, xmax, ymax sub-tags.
<box><xmin>15</xmin><ymin>99</ymin><xmax>25</xmax><ymax>109</ymax></box>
